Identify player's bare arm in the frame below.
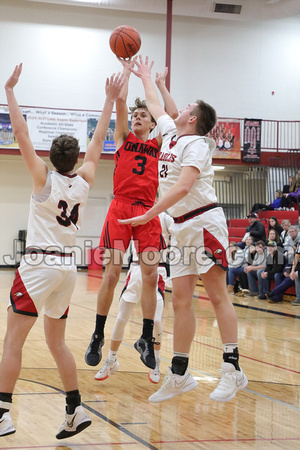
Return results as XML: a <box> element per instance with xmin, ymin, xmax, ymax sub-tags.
<box><xmin>131</xmin><ymin>55</ymin><xmax>166</xmax><ymax>123</ymax></box>
<box><xmin>114</xmin><ymin>59</ymin><xmax>134</xmax><ymax>148</ymax></box>
<box><xmin>77</xmin><ymin>72</ymin><xmax>124</xmax><ymax>188</ymax></box>
<box><xmin>5</xmin><ymin>64</ymin><xmax>48</xmax><ymax>193</ymax></box>
<box><xmin>118</xmin><ymin>165</ymin><xmax>199</xmax><ymax>227</ymax></box>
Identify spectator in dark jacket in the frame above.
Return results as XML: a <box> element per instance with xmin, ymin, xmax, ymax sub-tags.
<box><xmin>238</xmin><ymin>213</ymin><xmax>266</xmax><ymax>249</ymax></box>
<box><xmin>257</xmin><ymin>240</ymin><xmax>286</xmax><ymax>300</ymax></box>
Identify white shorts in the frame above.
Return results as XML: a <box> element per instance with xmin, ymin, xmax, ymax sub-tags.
<box><xmin>9</xmin><ymin>254</ymin><xmax>77</xmax><ymax>319</ymax></box>
<box><xmin>168</xmin><ymin>207</ymin><xmax>228</xmax><ymax>278</ymax></box>
<box><xmin>120</xmin><ymin>263</ymin><xmax>166</xmax><ymax>304</ymax></box>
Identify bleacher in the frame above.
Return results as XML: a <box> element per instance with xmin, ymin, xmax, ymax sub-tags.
<box><xmin>227</xmin><ymin>209</ymin><xmax>299</xmax><ymax>301</ymax></box>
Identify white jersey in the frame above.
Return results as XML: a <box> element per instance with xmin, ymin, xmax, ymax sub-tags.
<box><xmin>157</xmin><ymin>114</ymin><xmax>217</xmax><ymax>218</ymax></box>
<box><xmin>26</xmin><ymin>170</ymin><xmax>89</xmax><ymax>252</ymax></box>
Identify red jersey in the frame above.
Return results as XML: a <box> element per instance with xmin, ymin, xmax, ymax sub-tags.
<box><xmin>113</xmin><ymin>132</ymin><xmax>159</xmax><ymax>205</ymax></box>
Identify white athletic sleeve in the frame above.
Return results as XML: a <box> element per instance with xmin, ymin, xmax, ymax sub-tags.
<box><xmin>157</xmin><ymin>115</ymin><xmax>177</xmax><ymax>137</ymax></box>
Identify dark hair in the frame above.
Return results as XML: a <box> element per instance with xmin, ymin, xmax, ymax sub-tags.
<box><xmin>192</xmin><ymin>100</ymin><xmax>217</xmax><ymax>136</ymax></box>
<box><xmin>268</xmin><ymin>216</ymin><xmax>280</xmax><ymax>229</ymax></box>
<box><xmin>255</xmin><ymin>240</ymin><xmax>265</xmax><ymax>247</ymax></box>
<box><xmin>129</xmin><ymin>97</ymin><xmax>156</xmax><ymax>124</ymax></box>
<box><xmin>50</xmin><ymin>135</ymin><xmax>80</xmax><ymax>173</ymax></box>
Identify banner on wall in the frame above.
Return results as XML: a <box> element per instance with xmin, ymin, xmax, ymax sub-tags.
<box><xmin>208</xmin><ymin>119</ymin><xmax>241</xmax><ymax>160</ymax></box>
<box><xmin>0</xmin><ymin>106</ymin><xmax>117</xmax><ymax>154</ymax></box>
<box><xmin>242</xmin><ymin>118</ymin><xmax>261</xmax><ymax>163</ymax></box>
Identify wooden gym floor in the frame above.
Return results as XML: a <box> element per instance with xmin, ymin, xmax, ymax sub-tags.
<box><xmin>0</xmin><ymin>267</ymin><xmax>300</xmax><ymax>449</ymax></box>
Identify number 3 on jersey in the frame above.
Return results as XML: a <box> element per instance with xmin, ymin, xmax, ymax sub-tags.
<box><xmin>132</xmin><ymin>155</ymin><xmax>147</xmax><ymax>175</ymax></box>
<box><xmin>160</xmin><ymin>164</ymin><xmax>168</xmax><ymax>178</ymax></box>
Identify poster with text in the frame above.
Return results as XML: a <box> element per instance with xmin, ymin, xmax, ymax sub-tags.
<box><xmin>26</xmin><ymin>108</ymin><xmax>88</xmax><ymax>152</ymax></box>
<box><xmin>0</xmin><ymin>106</ymin><xmax>130</xmax><ymax>155</ymax></box>
<box><xmin>242</xmin><ymin>118</ymin><xmax>261</xmax><ymax>163</ymax></box>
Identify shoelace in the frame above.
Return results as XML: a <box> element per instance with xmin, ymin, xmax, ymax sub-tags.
<box><xmin>90</xmin><ymin>337</ymin><xmax>102</xmax><ymax>352</ymax></box>
<box><xmin>217</xmin><ymin>370</ymin><xmax>235</xmax><ymax>390</ymax></box>
<box><xmin>159</xmin><ymin>370</ymin><xmax>176</xmax><ymax>390</ymax></box>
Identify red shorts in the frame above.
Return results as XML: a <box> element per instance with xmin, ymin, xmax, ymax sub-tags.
<box><xmin>100</xmin><ymin>198</ymin><xmax>163</xmax><ymax>253</ymax></box>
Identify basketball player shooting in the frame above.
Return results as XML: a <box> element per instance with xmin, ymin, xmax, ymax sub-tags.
<box><xmin>85</xmin><ymin>58</ymin><xmax>178</xmax><ymax>373</ymax></box>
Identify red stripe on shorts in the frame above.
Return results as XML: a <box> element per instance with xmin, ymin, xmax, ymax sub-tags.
<box><xmin>10</xmin><ymin>270</ymin><xmax>38</xmax><ymax>316</ymax></box>
<box><xmin>203</xmin><ymin>227</ymin><xmax>228</xmax><ymax>270</ymax></box>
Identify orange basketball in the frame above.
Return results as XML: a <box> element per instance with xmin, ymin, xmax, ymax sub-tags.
<box><xmin>109</xmin><ymin>25</ymin><xmax>141</xmax><ymax>60</ymax></box>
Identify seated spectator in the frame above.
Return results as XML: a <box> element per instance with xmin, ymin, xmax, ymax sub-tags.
<box><xmin>266</xmin><ymin>243</ymin><xmax>297</xmax><ymax>303</ymax></box>
<box><xmin>227</xmin><ymin>236</ymin><xmax>254</xmax><ymax>294</ymax></box>
<box><xmin>280</xmin><ymin>219</ymin><xmax>291</xmax><ymax>247</ymax></box>
<box><xmin>282</xmin><ymin>175</ymin><xmax>297</xmax><ymax>194</ymax></box>
<box><xmin>268</xmin><ymin>216</ymin><xmax>283</xmax><ymax>235</ymax></box>
<box><xmin>256</xmin><ymin>240</ymin><xmax>286</xmax><ymax>300</ymax></box>
<box><xmin>285</xmin><ymin>226</ymin><xmax>300</xmax><ymax>263</ymax></box>
<box><xmin>238</xmin><ymin>213</ymin><xmax>267</xmax><ymax>249</ymax></box>
<box><xmin>235</xmin><ymin>238</ymin><xmax>256</xmax><ymax>297</ymax></box>
<box><xmin>290</xmin><ymin>240</ymin><xmax>300</xmax><ymax>305</ymax></box>
<box><xmin>250</xmin><ymin>190</ymin><xmax>282</xmax><ymax>213</ymax></box>
<box><xmin>281</xmin><ymin>175</ymin><xmax>298</xmax><ymax>209</ymax></box>
<box><xmin>285</xmin><ymin>189</ymin><xmax>300</xmax><ymax>210</ymax></box>
<box><xmin>245</xmin><ymin>241</ymin><xmax>267</xmax><ymax>297</ymax></box>
<box><xmin>267</xmin><ymin>229</ymin><xmax>283</xmax><ymax>247</ymax></box>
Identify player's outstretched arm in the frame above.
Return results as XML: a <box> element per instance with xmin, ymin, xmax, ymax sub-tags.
<box><xmin>114</xmin><ymin>59</ymin><xmax>134</xmax><ymax>148</ymax></box>
<box><xmin>155</xmin><ymin>68</ymin><xmax>179</xmax><ymax>119</ymax></box>
<box><xmin>5</xmin><ymin>64</ymin><xmax>47</xmax><ymax>191</ymax></box>
<box><xmin>78</xmin><ymin>72</ymin><xmax>124</xmax><ymax>187</ymax></box>
<box><xmin>131</xmin><ymin>55</ymin><xmax>166</xmax><ymax>123</ymax></box>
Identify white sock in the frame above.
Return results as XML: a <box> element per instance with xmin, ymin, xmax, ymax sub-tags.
<box><xmin>223</xmin><ymin>343</ymin><xmax>238</xmax><ymax>354</ymax></box>
<box><xmin>173</xmin><ymin>351</ymin><xmax>189</xmax><ymax>358</ymax></box>
<box><xmin>108</xmin><ymin>350</ymin><xmax>117</xmax><ymax>361</ymax></box>
<box><xmin>154</xmin><ymin>349</ymin><xmax>160</xmax><ymax>362</ymax></box>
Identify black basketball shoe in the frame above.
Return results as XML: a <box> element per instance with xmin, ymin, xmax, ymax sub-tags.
<box><xmin>134</xmin><ymin>336</ymin><xmax>156</xmax><ymax>369</ymax></box>
<box><xmin>85</xmin><ymin>333</ymin><xmax>104</xmax><ymax>366</ymax></box>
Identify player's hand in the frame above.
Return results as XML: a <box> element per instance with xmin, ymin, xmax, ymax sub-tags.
<box><xmin>117</xmin><ymin>57</ymin><xmax>135</xmax><ymax>72</ymax></box>
<box><xmin>105</xmin><ymin>72</ymin><xmax>125</xmax><ymax>100</ymax></box>
<box><xmin>155</xmin><ymin>67</ymin><xmax>168</xmax><ymax>87</ymax></box>
<box><xmin>5</xmin><ymin>64</ymin><xmax>22</xmax><ymax>91</ymax></box>
<box><xmin>118</xmin><ymin>213</ymin><xmax>149</xmax><ymax>227</ymax></box>
<box><xmin>130</xmin><ymin>55</ymin><xmax>154</xmax><ymax>79</ymax></box>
